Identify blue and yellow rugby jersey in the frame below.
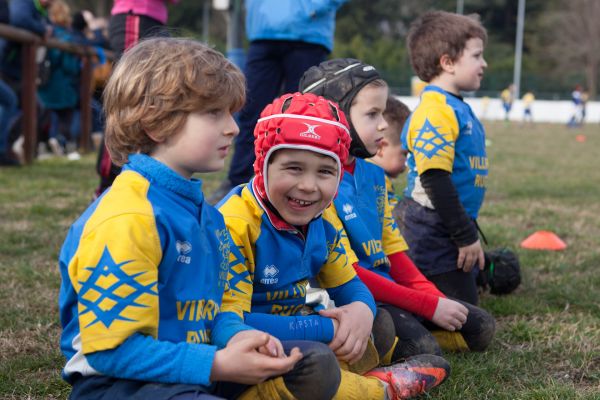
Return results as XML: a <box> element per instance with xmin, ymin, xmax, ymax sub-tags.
<box><xmin>334</xmin><ymin>158</ymin><xmax>408</xmax><ymax>279</ymax></box>
<box><xmin>58</xmin><ymin>154</ymin><xmax>250</xmax><ymax>384</ymax></box>
<box><xmin>385</xmin><ymin>175</ymin><xmax>401</xmax><ymax>211</ymax></box>
<box><xmin>218</xmin><ymin>181</ymin><xmax>359</xmax><ymax>318</ymax></box>
<box><xmin>402</xmin><ymin>85</ymin><xmax>488</xmax><ymax>218</ymax></box>
<box><xmin>366</xmin><ymin>159</ymin><xmax>402</xmax><ymax>212</ymax></box>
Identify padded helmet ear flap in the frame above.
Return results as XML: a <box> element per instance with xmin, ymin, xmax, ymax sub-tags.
<box><xmin>481</xmin><ymin>248</ymin><xmax>522</xmax><ymax>295</ymax></box>
<box><xmin>300</xmin><ymin>58</ymin><xmax>383</xmax><ymax>158</ymax></box>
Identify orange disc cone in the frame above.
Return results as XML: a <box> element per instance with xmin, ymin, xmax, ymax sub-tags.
<box><xmin>520</xmin><ymin>230</ymin><xmax>567</xmax><ymax>251</ymax></box>
<box><xmin>575</xmin><ymin>135</ymin><xmax>586</xmax><ymax>142</ymax></box>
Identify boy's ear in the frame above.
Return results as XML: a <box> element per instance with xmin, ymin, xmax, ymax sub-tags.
<box><xmin>146</xmin><ymin>130</ymin><xmax>165</xmax><ymax>144</ymax></box>
<box><xmin>439</xmin><ymin>54</ymin><xmax>455</xmax><ymax>74</ymax></box>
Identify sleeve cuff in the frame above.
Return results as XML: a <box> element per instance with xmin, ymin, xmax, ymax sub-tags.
<box><xmin>180</xmin><ymin>343</ymin><xmax>217</xmax><ymax>386</ymax></box>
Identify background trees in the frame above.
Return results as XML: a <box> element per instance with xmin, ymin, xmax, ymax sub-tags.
<box><xmin>67</xmin><ymin>0</ymin><xmax>598</xmax><ymax>99</ymax></box>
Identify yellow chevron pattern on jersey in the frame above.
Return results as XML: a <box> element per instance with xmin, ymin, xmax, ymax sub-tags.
<box><xmin>68</xmin><ymin>171</ymin><xmax>162</xmax><ymax>353</ymax></box>
<box><xmin>219</xmin><ymin>185</ymin><xmax>357</xmax><ymax>316</ymax></box>
<box><xmin>317</xmin><ymin>206</ymin><xmax>358</xmax><ymax>287</ymax></box>
<box><xmin>404</xmin><ymin>91</ymin><xmax>459</xmax><ymax>174</ymax></box>
<box><xmin>219</xmin><ymin>188</ymin><xmax>260</xmax><ymax>315</ymax></box>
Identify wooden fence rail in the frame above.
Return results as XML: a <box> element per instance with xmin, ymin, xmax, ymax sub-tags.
<box><xmin>0</xmin><ymin>23</ymin><xmax>113</xmax><ymax>164</ymax></box>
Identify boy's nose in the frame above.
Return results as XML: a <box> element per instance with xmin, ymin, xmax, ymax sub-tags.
<box><xmin>225</xmin><ymin>113</ymin><xmax>240</xmax><ymax>137</ymax></box>
<box><xmin>378</xmin><ymin>116</ymin><xmax>389</xmax><ymax>131</ymax></box>
<box><xmin>298</xmin><ymin>174</ymin><xmax>318</xmax><ymax>192</ymax></box>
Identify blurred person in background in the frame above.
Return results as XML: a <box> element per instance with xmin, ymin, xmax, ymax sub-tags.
<box><xmin>521</xmin><ymin>90</ymin><xmax>534</xmax><ymax>124</ymax></box>
<box><xmin>208</xmin><ymin>0</ymin><xmax>348</xmax><ymax>204</ymax></box>
<box><xmin>0</xmin><ymin>0</ymin><xmax>53</xmax><ymax>162</ymax></box>
<box><xmin>94</xmin><ymin>0</ymin><xmax>178</xmax><ymax>198</ymax></box>
<box><xmin>37</xmin><ymin>0</ymin><xmax>81</xmax><ymax>159</ymax></box>
<box><xmin>0</xmin><ymin>0</ymin><xmax>20</xmax><ymax>166</ymax></box>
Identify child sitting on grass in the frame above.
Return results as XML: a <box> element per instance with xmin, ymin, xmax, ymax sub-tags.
<box><xmin>300</xmin><ymin>57</ymin><xmax>495</xmax><ymax>358</ymax></box>
<box><xmin>218</xmin><ymin>92</ymin><xmax>451</xmax><ymax>400</ymax></box>
<box><xmin>58</xmin><ymin>37</ymin><xmax>344</xmax><ymax>400</ymax></box>
<box><xmin>370</xmin><ymin>95</ymin><xmax>411</xmax><ymax>211</ymax></box>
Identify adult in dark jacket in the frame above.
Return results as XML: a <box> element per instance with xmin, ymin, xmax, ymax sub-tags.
<box><xmin>207</xmin><ymin>0</ymin><xmax>348</xmax><ymax>204</ymax></box>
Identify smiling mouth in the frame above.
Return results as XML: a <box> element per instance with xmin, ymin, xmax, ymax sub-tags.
<box><xmin>288</xmin><ymin>197</ymin><xmax>316</xmax><ymax>207</ymax></box>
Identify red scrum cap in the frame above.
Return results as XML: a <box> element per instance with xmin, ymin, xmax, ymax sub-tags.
<box><xmin>253</xmin><ymin>92</ymin><xmax>351</xmax><ymax>201</ymax></box>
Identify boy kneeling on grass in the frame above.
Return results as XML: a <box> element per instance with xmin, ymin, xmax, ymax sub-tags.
<box><xmin>58</xmin><ymin>37</ymin><xmax>344</xmax><ymax>400</ymax></box>
<box><xmin>218</xmin><ymin>92</ymin><xmax>450</xmax><ymax>400</ymax></box>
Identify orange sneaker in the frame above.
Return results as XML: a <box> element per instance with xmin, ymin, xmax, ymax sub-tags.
<box><xmin>365</xmin><ymin>354</ymin><xmax>450</xmax><ymax>399</ymax></box>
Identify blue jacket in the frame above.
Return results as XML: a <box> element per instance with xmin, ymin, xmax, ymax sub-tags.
<box><xmin>245</xmin><ymin>0</ymin><xmax>348</xmax><ymax>51</ymax></box>
<box><xmin>37</xmin><ymin>26</ymin><xmax>80</xmax><ymax>110</ymax></box>
<box><xmin>58</xmin><ymin>155</ymin><xmax>252</xmax><ymax>386</ymax></box>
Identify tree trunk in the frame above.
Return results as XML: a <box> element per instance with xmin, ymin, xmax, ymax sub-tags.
<box><xmin>94</xmin><ymin>0</ymin><xmax>111</xmax><ymax>18</ymax></box>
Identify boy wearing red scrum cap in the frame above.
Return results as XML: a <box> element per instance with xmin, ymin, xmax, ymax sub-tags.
<box><xmin>218</xmin><ymin>92</ymin><xmax>450</xmax><ymax>400</ymax></box>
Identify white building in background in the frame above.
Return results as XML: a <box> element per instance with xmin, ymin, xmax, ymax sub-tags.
<box><xmin>397</xmin><ymin>96</ymin><xmax>599</xmax><ymax>124</ymax></box>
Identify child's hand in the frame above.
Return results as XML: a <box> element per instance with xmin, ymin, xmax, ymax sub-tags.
<box><xmin>319</xmin><ymin>302</ymin><xmax>373</xmax><ymax>364</ymax></box>
<box><xmin>457</xmin><ymin>239</ymin><xmax>485</xmax><ymax>272</ymax></box>
<box><xmin>211</xmin><ymin>331</ymin><xmax>302</xmax><ymax>384</ymax></box>
<box><xmin>228</xmin><ymin>330</ymin><xmax>285</xmax><ymax>358</ymax></box>
<box><xmin>331</xmin><ymin>317</ymin><xmax>340</xmax><ymax>336</ymax></box>
<box><xmin>431</xmin><ymin>297</ymin><xmax>469</xmax><ymax>331</ymax></box>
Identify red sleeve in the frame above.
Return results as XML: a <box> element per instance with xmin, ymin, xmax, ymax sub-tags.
<box><xmin>388</xmin><ymin>251</ymin><xmax>447</xmax><ymax>299</ymax></box>
<box><xmin>353</xmin><ymin>262</ymin><xmax>440</xmax><ymax>320</ymax></box>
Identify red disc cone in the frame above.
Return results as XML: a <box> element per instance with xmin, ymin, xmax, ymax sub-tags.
<box><xmin>520</xmin><ymin>230</ymin><xmax>567</xmax><ymax>251</ymax></box>
<box><xmin>575</xmin><ymin>135</ymin><xmax>586</xmax><ymax>142</ymax></box>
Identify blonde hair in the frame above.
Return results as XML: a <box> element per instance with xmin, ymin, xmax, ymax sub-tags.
<box><xmin>49</xmin><ymin>0</ymin><xmax>71</xmax><ymax>28</ymax></box>
<box><xmin>104</xmin><ymin>37</ymin><xmax>246</xmax><ymax>165</ymax></box>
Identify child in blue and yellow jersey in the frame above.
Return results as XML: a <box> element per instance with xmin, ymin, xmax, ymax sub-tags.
<box><xmin>300</xmin><ymin>57</ymin><xmax>495</xmax><ymax>359</ymax></box>
<box><xmin>370</xmin><ymin>95</ymin><xmax>411</xmax><ymax>210</ymax></box>
<box><xmin>57</xmin><ymin>37</ymin><xmax>345</xmax><ymax>400</ymax></box>
<box><xmin>399</xmin><ymin>11</ymin><xmax>491</xmax><ymax>306</ymax></box>
<box><xmin>218</xmin><ymin>92</ymin><xmax>450</xmax><ymax>400</ymax></box>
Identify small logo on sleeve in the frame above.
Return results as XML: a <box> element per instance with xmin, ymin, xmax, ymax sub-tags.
<box><xmin>464</xmin><ymin>121</ymin><xmax>473</xmax><ymax>135</ymax></box>
<box><xmin>260</xmin><ymin>265</ymin><xmax>279</xmax><ymax>285</ymax></box>
<box><xmin>176</xmin><ymin>240</ymin><xmax>192</xmax><ymax>264</ymax></box>
<box><xmin>342</xmin><ymin>203</ymin><xmax>357</xmax><ymax>221</ymax></box>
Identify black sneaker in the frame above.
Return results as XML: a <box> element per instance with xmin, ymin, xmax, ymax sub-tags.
<box><xmin>206</xmin><ymin>179</ymin><xmax>235</xmax><ymax>205</ymax></box>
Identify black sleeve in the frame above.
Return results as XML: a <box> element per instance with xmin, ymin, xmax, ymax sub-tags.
<box><xmin>420</xmin><ymin>169</ymin><xmax>478</xmax><ymax>246</ymax></box>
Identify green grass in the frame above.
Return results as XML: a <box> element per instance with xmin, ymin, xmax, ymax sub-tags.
<box><xmin>1</xmin><ymin>121</ymin><xmax>599</xmax><ymax>399</ymax></box>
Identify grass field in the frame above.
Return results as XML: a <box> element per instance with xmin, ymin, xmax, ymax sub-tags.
<box><xmin>0</xmin><ymin>121</ymin><xmax>598</xmax><ymax>399</ymax></box>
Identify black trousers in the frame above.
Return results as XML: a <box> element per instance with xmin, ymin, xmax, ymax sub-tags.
<box><xmin>380</xmin><ymin>299</ymin><xmax>495</xmax><ymax>359</ymax></box>
<box><xmin>69</xmin><ymin>340</ymin><xmax>340</xmax><ymax>400</ymax></box>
